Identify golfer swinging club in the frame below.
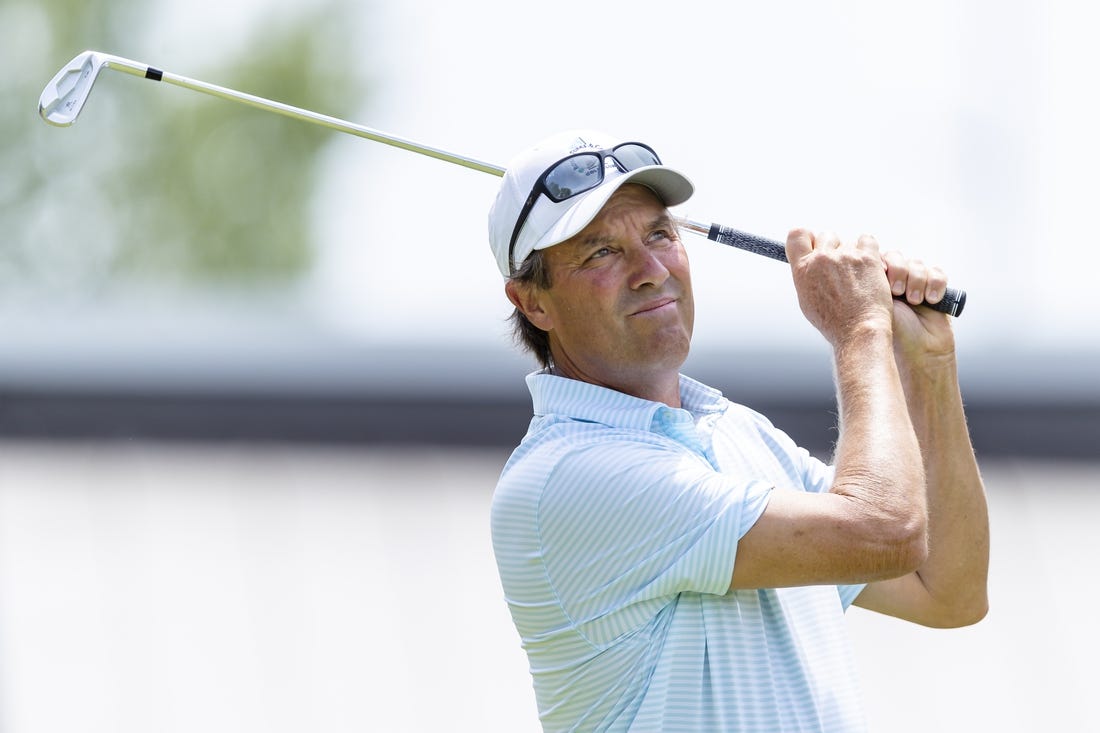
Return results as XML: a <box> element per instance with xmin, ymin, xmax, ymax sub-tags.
<box><xmin>488</xmin><ymin>130</ymin><xmax>989</xmax><ymax>732</ymax></box>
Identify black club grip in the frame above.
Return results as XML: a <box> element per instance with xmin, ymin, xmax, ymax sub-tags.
<box><xmin>706</xmin><ymin>223</ymin><xmax>967</xmax><ymax>318</ymax></box>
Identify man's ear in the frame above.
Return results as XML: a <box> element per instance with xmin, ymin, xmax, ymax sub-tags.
<box><xmin>505</xmin><ymin>280</ymin><xmax>554</xmax><ymax>332</ymax></box>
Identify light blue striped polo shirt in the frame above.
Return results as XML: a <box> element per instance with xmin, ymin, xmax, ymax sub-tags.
<box><xmin>491</xmin><ymin>372</ymin><xmax>867</xmax><ymax>732</ymax></box>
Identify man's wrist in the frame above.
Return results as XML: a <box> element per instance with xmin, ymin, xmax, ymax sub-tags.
<box><xmin>896</xmin><ymin>348</ymin><xmax>959</xmax><ymax>385</ymax></box>
<box><xmin>833</xmin><ymin>318</ymin><xmax>894</xmax><ymax>359</ymax></box>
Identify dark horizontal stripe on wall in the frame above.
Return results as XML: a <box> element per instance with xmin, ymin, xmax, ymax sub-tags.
<box><xmin>1</xmin><ymin>389</ymin><xmax>1097</xmax><ymax>459</ymax></box>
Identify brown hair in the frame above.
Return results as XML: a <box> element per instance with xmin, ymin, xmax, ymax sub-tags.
<box><xmin>507</xmin><ymin>249</ymin><xmax>553</xmax><ymax>369</ymax></box>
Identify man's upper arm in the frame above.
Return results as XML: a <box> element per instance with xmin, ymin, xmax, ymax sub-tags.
<box><xmin>730</xmin><ymin>486</ymin><xmax>927</xmax><ymax>591</ymax></box>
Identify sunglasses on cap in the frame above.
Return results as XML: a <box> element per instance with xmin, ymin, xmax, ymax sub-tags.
<box><xmin>507</xmin><ymin>142</ymin><xmax>662</xmax><ymax>274</ymax></box>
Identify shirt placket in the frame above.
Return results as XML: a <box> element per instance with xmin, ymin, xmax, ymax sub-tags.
<box><xmin>653</xmin><ymin>408</ymin><xmax>721</xmax><ymax>471</ymax></box>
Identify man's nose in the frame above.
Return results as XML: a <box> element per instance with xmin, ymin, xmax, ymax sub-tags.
<box><xmin>627</xmin><ymin>244</ymin><xmax>670</xmax><ymax>289</ymax></box>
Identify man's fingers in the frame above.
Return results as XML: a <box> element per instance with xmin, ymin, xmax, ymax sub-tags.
<box><xmin>786</xmin><ymin>229</ymin><xmax>849</xmax><ymax>263</ymax></box>
<box><xmin>905</xmin><ymin>260</ymin><xmax>928</xmax><ymax>305</ymax></box>
<box><xmin>925</xmin><ymin>266</ymin><xmax>948</xmax><ymax>304</ymax></box>
<box><xmin>795</xmin><ymin>233</ymin><xmax>951</xmax><ymax>308</ymax></box>
<box><xmin>816</xmin><ymin>231</ymin><xmax>842</xmax><ymax>250</ymax></box>
<box><xmin>883</xmin><ymin>251</ymin><xmax>950</xmax><ymax>305</ymax></box>
<box><xmin>883</xmin><ymin>250</ymin><xmax>908</xmax><ymax>297</ymax></box>
<box><xmin>856</xmin><ymin>233</ymin><xmax>880</xmax><ymax>253</ymax></box>
<box><xmin>785</xmin><ymin>228</ymin><xmax>814</xmax><ymax>262</ymax></box>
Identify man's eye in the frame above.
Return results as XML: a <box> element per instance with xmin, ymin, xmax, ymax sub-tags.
<box><xmin>587</xmin><ymin>247</ymin><xmax>612</xmax><ymax>261</ymax></box>
<box><xmin>648</xmin><ymin>229</ymin><xmax>673</xmax><ymax>243</ymax></box>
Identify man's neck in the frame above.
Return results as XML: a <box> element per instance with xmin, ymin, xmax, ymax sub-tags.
<box><xmin>549</xmin><ymin>364</ymin><xmax>682</xmax><ymax>409</ymax></box>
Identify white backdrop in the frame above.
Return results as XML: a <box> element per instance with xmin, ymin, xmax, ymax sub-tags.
<box><xmin>1</xmin><ymin>444</ymin><xmax>1095</xmax><ymax>732</ymax></box>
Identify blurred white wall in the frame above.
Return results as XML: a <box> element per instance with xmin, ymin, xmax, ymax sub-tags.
<box><xmin>0</xmin><ymin>443</ymin><xmax>1096</xmax><ymax>733</ymax></box>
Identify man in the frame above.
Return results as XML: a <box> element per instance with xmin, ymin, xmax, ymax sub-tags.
<box><xmin>488</xmin><ymin>130</ymin><xmax>989</xmax><ymax>732</ymax></box>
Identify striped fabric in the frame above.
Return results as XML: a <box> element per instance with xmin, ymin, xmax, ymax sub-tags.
<box><xmin>490</xmin><ymin>372</ymin><xmax>867</xmax><ymax>732</ymax></box>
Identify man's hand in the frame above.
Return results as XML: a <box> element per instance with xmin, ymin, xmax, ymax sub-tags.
<box><xmin>785</xmin><ymin>229</ymin><xmax>894</xmax><ymax>347</ymax></box>
<box><xmin>881</xmin><ymin>250</ymin><xmax>956</xmax><ymax>365</ymax></box>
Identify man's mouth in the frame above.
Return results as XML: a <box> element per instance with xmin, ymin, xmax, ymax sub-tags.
<box><xmin>630</xmin><ymin>297</ymin><xmax>677</xmax><ymax>316</ymax></box>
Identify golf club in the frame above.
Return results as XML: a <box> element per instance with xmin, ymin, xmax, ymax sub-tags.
<box><xmin>39</xmin><ymin>49</ymin><xmax>966</xmax><ymax>317</ymax></box>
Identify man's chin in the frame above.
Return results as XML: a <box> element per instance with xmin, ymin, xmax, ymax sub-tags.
<box><xmin>645</xmin><ymin>331</ymin><xmax>691</xmax><ymax>370</ymax></box>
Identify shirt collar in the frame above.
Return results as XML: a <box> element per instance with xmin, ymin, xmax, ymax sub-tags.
<box><xmin>526</xmin><ymin>370</ymin><xmax>727</xmax><ymax>431</ymax></box>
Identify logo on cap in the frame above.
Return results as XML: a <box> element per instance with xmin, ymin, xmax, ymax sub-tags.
<box><xmin>567</xmin><ymin>136</ymin><xmax>602</xmax><ymax>154</ymax></box>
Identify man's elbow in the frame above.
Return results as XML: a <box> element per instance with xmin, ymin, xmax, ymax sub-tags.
<box><xmin>874</xmin><ymin>513</ymin><xmax>929</xmax><ymax>580</ymax></box>
<box><xmin>926</xmin><ymin>593</ymin><xmax>990</xmax><ymax>629</ymax></box>
<box><xmin>950</xmin><ymin>599</ymin><xmax>990</xmax><ymax>628</ymax></box>
<box><xmin>835</xmin><ymin>478</ymin><xmax>929</xmax><ymax>579</ymax></box>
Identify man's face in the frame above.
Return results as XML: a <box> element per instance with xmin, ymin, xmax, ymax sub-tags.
<box><xmin>515</xmin><ymin>184</ymin><xmax>695</xmax><ymax>398</ymax></box>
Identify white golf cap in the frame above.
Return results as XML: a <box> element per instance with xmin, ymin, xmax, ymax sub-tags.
<box><xmin>488</xmin><ymin>130</ymin><xmax>694</xmax><ymax>277</ymax></box>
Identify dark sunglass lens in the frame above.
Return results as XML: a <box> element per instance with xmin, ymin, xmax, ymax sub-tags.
<box><xmin>612</xmin><ymin>144</ymin><xmax>660</xmax><ymax>171</ymax></box>
<box><xmin>543</xmin><ymin>153</ymin><xmax>603</xmax><ymax>200</ymax></box>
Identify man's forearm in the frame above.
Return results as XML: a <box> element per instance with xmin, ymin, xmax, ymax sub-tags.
<box><xmin>899</xmin><ymin>353</ymin><xmax>990</xmax><ymax>623</ymax></box>
<box><xmin>830</xmin><ymin>324</ymin><xmax>928</xmax><ymax>565</ymax></box>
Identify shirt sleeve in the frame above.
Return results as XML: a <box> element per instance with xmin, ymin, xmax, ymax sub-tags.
<box><xmin>837</xmin><ymin>583</ymin><xmax>866</xmax><ymax>610</ymax></box>
<box><xmin>536</xmin><ymin>434</ymin><xmax>772</xmax><ymax>647</ymax></box>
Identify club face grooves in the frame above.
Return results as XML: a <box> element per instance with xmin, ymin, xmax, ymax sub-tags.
<box><xmin>38</xmin><ymin>51</ymin><xmax>102</xmax><ymax>126</ymax></box>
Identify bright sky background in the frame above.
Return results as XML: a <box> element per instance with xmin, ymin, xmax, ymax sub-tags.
<box><xmin>8</xmin><ymin>0</ymin><xmax>1100</xmax><ymax>392</ymax></box>
<box><xmin>295</xmin><ymin>0</ymin><xmax>1099</xmax><ymax>359</ymax></box>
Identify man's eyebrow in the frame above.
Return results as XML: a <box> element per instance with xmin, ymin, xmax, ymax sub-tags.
<box><xmin>649</xmin><ymin>213</ymin><xmax>676</xmax><ymax>231</ymax></box>
<box><xmin>577</xmin><ymin>231</ymin><xmax>614</xmax><ymax>248</ymax></box>
<box><xmin>573</xmin><ymin>212</ymin><xmax>677</xmax><ymax>249</ymax></box>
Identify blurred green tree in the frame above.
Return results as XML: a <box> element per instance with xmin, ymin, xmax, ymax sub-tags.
<box><xmin>1</xmin><ymin>0</ymin><xmax>370</xmax><ymax>295</ymax></box>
